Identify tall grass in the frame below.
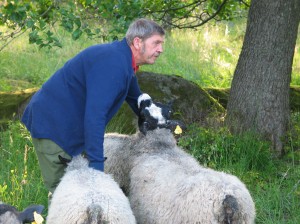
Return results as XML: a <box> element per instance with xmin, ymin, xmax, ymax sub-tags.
<box><xmin>0</xmin><ymin>20</ymin><xmax>300</xmax><ymax>222</ymax></box>
<box><xmin>143</xmin><ymin>20</ymin><xmax>246</xmax><ymax>87</ymax></box>
<box><xmin>1</xmin><ymin>115</ymin><xmax>299</xmax><ymax>222</ymax></box>
<box><xmin>0</xmin><ymin>122</ymin><xmax>48</xmax><ymax>210</ymax></box>
<box><xmin>1</xmin><ymin>19</ymin><xmax>299</xmax><ymax>91</ymax></box>
<box><xmin>178</xmin><ymin>114</ymin><xmax>300</xmax><ymax>223</ymax></box>
<box><xmin>0</xmin><ymin>28</ymin><xmax>97</xmax><ymax>91</ymax></box>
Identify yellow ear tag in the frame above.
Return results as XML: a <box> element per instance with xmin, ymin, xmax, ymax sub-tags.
<box><xmin>174</xmin><ymin>125</ymin><xmax>182</xmax><ymax>135</ymax></box>
<box><xmin>32</xmin><ymin>211</ymin><xmax>44</xmax><ymax>224</ymax></box>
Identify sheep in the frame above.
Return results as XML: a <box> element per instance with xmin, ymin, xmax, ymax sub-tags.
<box><xmin>0</xmin><ymin>201</ymin><xmax>44</xmax><ymax>224</ymax></box>
<box><xmin>46</xmin><ymin>156</ymin><xmax>136</xmax><ymax>224</ymax></box>
<box><xmin>104</xmin><ymin>129</ymin><xmax>256</xmax><ymax>223</ymax></box>
<box><xmin>136</xmin><ymin>93</ymin><xmax>184</xmax><ymax>135</ymax></box>
<box><xmin>103</xmin><ymin>94</ymin><xmax>255</xmax><ymax>224</ymax></box>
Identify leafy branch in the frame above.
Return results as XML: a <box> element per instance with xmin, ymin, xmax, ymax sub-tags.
<box><xmin>0</xmin><ymin>0</ymin><xmax>250</xmax><ymax>51</ymax></box>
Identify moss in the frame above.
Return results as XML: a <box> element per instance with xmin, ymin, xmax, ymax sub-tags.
<box><xmin>204</xmin><ymin>87</ymin><xmax>230</xmax><ymax>108</ymax></box>
<box><xmin>290</xmin><ymin>85</ymin><xmax>300</xmax><ymax>111</ymax></box>
<box><xmin>110</xmin><ymin>72</ymin><xmax>226</xmax><ymax>133</ymax></box>
<box><xmin>0</xmin><ymin>73</ymin><xmax>226</xmax><ymax>130</ymax></box>
<box><xmin>1</xmin><ymin>79</ymin><xmax>299</xmax><ymax>131</ymax></box>
<box><xmin>205</xmin><ymin>86</ymin><xmax>300</xmax><ymax>112</ymax></box>
<box><xmin>0</xmin><ymin>88</ymin><xmax>38</xmax><ymax>121</ymax></box>
<box><xmin>0</xmin><ymin>79</ymin><xmax>34</xmax><ymax>92</ymax></box>
<box><xmin>136</xmin><ymin>72</ymin><xmax>225</xmax><ymax>124</ymax></box>
<box><xmin>3</xmin><ymin>76</ymin><xmax>298</xmax><ymax>133</ymax></box>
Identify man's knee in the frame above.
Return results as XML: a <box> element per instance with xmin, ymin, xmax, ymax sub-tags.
<box><xmin>32</xmin><ymin>138</ymin><xmax>71</xmax><ymax>192</ymax></box>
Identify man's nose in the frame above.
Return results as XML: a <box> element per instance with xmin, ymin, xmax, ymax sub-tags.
<box><xmin>158</xmin><ymin>44</ymin><xmax>163</xmax><ymax>53</ymax></box>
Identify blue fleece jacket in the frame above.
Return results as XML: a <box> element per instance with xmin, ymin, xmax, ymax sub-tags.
<box><xmin>22</xmin><ymin>38</ymin><xmax>142</xmax><ymax>171</ymax></box>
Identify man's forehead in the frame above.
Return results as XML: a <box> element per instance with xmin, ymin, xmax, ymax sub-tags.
<box><xmin>146</xmin><ymin>34</ymin><xmax>165</xmax><ymax>43</ymax></box>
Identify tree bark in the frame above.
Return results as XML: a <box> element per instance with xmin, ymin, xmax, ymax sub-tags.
<box><xmin>226</xmin><ymin>0</ymin><xmax>300</xmax><ymax>156</ymax></box>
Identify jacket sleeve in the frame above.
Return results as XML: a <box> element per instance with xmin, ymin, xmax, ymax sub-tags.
<box><xmin>126</xmin><ymin>75</ymin><xmax>142</xmax><ymax>116</ymax></box>
<box><xmin>84</xmin><ymin>54</ymin><xmax>128</xmax><ymax>171</ymax></box>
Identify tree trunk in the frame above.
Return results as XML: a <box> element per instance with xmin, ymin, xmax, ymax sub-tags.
<box><xmin>226</xmin><ymin>0</ymin><xmax>300</xmax><ymax>156</ymax></box>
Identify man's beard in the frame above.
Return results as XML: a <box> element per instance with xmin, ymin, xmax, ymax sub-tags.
<box><xmin>140</xmin><ymin>44</ymin><xmax>160</xmax><ymax>63</ymax></box>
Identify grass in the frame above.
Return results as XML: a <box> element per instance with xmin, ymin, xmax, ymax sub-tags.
<box><xmin>1</xmin><ymin>19</ymin><xmax>299</xmax><ymax>90</ymax></box>
<box><xmin>0</xmin><ymin>122</ymin><xmax>48</xmax><ymax>211</ymax></box>
<box><xmin>1</xmin><ymin>116</ymin><xmax>299</xmax><ymax>222</ymax></box>
<box><xmin>0</xmin><ymin>28</ymin><xmax>97</xmax><ymax>91</ymax></box>
<box><xmin>0</xmin><ymin>19</ymin><xmax>300</xmax><ymax>222</ymax></box>
<box><xmin>143</xmin><ymin>20</ymin><xmax>245</xmax><ymax>87</ymax></box>
<box><xmin>178</xmin><ymin>118</ymin><xmax>300</xmax><ymax>223</ymax></box>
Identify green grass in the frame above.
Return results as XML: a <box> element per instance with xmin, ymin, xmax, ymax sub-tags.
<box><xmin>1</xmin><ymin>20</ymin><xmax>300</xmax><ymax>222</ymax></box>
<box><xmin>1</xmin><ymin>19</ymin><xmax>299</xmax><ymax>90</ymax></box>
<box><xmin>143</xmin><ymin>20</ymin><xmax>245</xmax><ymax>87</ymax></box>
<box><xmin>0</xmin><ymin>122</ymin><xmax>48</xmax><ymax>212</ymax></box>
<box><xmin>1</xmin><ymin>116</ymin><xmax>299</xmax><ymax>222</ymax></box>
<box><xmin>0</xmin><ymin>28</ymin><xmax>97</xmax><ymax>91</ymax></box>
<box><xmin>178</xmin><ymin>114</ymin><xmax>300</xmax><ymax>223</ymax></box>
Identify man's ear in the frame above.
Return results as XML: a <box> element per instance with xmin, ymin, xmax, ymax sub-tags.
<box><xmin>133</xmin><ymin>37</ymin><xmax>142</xmax><ymax>50</ymax></box>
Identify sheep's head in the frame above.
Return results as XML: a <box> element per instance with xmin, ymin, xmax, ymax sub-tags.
<box><xmin>137</xmin><ymin>93</ymin><xmax>186</xmax><ymax>135</ymax></box>
<box><xmin>0</xmin><ymin>202</ymin><xmax>44</xmax><ymax>224</ymax></box>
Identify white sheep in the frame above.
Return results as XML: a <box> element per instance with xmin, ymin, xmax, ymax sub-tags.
<box><xmin>104</xmin><ymin>128</ymin><xmax>256</xmax><ymax>224</ymax></box>
<box><xmin>46</xmin><ymin>156</ymin><xmax>136</xmax><ymax>224</ymax></box>
<box><xmin>0</xmin><ymin>201</ymin><xmax>44</xmax><ymax>224</ymax></box>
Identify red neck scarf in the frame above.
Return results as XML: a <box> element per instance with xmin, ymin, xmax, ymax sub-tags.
<box><xmin>132</xmin><ymin>53</ymin><xmax>139</xmax><ymax>73</ymax></box>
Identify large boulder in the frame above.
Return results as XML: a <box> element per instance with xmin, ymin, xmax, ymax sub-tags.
<box><xmin>108</xmin><ymin>72</ymin><xmax>225</xmax><ymax>133</ymax></box>
<box><xmin>3</xmin><ymin>72</ymin><xmax>299</xmax><ymax>133</ymax></box>
<box><xmin>290</xmin><ymin>85</ymin><xmax>300</xmax><ymax>111</ymax></box>
<box><xmin>206</xmin><ymin>85</ymin><xmax>300</xmax><ymax>112</ymax></box>
<box><xmin>0</xmin><ymin>88</ymin><xmax>38</xmax><ymax>126</ymax></box>
<box><xmin>0</xmin><ymin>73</ymin><xmax>224</xmax><ymax>133</ymax></box>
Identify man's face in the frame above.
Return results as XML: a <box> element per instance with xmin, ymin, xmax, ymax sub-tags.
<box><xmin>136</xmin><ymin>34</ymin><xmax>164</xmax><ymax>65</ymax></box>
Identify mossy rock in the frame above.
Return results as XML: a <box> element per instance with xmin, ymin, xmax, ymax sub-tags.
<box><xmin>109</xmin><ymin>72</ymin><xmax>225</xmax><ymax>133</ymax></box>
<box><xmin>206</xmin><ymin>86</ymin><xmax>300</xmax><ymax>112</ymax></box>
<box><xmin>0</xmin><ymin>73</ymin><xmax>224</xmax><ymax>133</ymax></box>
<box><xmin>0</xmin><ymin>88</ymin><xmax>39</xmax><ymax>124</ymax></box>
<box><xmin>137</xmin><ymin>72</ymin><xmax>225</xmax><ymax>120</ymax></box>
<box><xmin>1</xmin><ymin>75</ymin><xmax>299</xmax><ymax>133</ymax></box>
<box><xmin>204</xmin><ymin>87</ymin><xmax>230</xmax><ymax>108</ymax></box>
<box><xmin>290</xmin><ymin>85</ymin><xmax>300</xmax><ymax>111</ymax></box>
<box><xmin>0</xmin><ymin>79</ymin><xmax>35</xmax><ymax>92</ymax></box>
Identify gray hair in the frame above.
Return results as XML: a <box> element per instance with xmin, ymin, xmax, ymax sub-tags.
<box><xmin>126</xmin><ymin>18</ymin><xmax>165</xmax><ymax>45</ymax></box>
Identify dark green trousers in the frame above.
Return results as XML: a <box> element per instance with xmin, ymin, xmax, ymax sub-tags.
<box><xmin>32</xmin><ymin>138</ymin><xmax>72</xmax><ymax>193</ymax></box>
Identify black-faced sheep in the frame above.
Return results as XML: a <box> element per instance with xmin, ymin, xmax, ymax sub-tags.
<box><xmin>46</xmin><ymin>156</ymin><xmax>136</xmax><ymax>224</ymax></box>
<box><xmin>103</xmin><ymin>94</ymin><xmax>255</xmax><ymax>224</ymax></box>
<box><xmin>0</xmin><ymin>202</ymin><xmax>44</xmax><ymax>224</ymax></box>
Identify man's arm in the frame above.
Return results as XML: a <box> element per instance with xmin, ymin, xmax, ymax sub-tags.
<box><xmin>126</xmin><ymin>75</ymin><xmax>142</xmax><ymax>115</ymax></box>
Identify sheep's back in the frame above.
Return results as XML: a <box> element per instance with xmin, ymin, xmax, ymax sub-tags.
<box><xmin>130</xmin><ymin>148</ymin><xmax>255</xmax><ymax>224</ymax></box>
<box><xmin>104</xmin><ymin>133</ymin><xmax>134</xmax><ymax>193</ymax></box>
<box><xmin>47</xmin><ymin>159</ymin><xmax>136</xmax><ymax>224</ymax></box>
<box><xmin>104</xmin><ymin>130</ymin><xmax>255</xmax><ymax>223</ymax></box>
<box><xmin>0</xmin><ymin>212</ymin><xmax>21</xmax><ymax>224</ymax></box>
<box><xmin>130</xmin><ymin>155</ymin><xmax>214</xmax><ymax>223</ymax></box>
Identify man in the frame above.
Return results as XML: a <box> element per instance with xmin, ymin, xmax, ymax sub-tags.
<box><xmin>22</xmin><ymin>18</ymin><xmax>165</xmax><ymax>194</ymax></box>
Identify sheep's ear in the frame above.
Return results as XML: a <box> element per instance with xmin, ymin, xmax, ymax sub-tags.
<box><xmin>18</xmin><ymin>205</ymin><xmax>44</xmax><ymax>223</ymax></box>
<box><xmin>139</xmin><ymin>122</ymin><xmax>149</xmax><ymax>135</ymax></box>
<box><xmin>0</xmin><ymin>203</ymin><xmax>18</xmax><ymax>215</ymax></box>
<box><xmin>137</xmin><ymin>93</ymin><xmax>152</xmax><ymax>109</ymax></box>
<box><xmin>165</xmin><ymin>120</ymin><xmax>187</xmax><ymax>134</ymax></box>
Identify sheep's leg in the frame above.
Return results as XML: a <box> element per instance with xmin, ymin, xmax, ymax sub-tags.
<box><xmin>85</xmin><ymin>205</ymin><xmax>106</xmax><ymax>224</ymax></box>
<box><xmin>222</xmin><ymin>195</ymin><xmax>239</xmax><ymax>224</ymax></box>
